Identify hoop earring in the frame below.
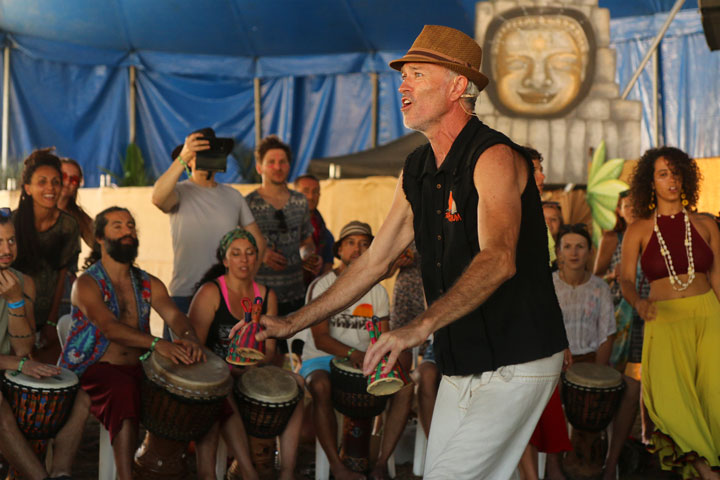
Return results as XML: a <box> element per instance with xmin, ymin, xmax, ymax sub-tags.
<box><xmin>681</xmin><ymin>189</ymin><xmax>689</xmax><ymax>207</ymax></box>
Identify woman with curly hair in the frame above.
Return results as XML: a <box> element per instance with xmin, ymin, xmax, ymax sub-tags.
<box><xmin>620</xmin><ymin>146</ymin><xmax>720</xmax><ymax>479</ymax></box>
<box><xmin>12</xmin><ymin>149</ymin><xmax>80</xmax><ymax>363</ymax></box>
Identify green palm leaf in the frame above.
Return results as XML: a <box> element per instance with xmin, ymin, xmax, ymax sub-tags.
<box><xmin>586</xmin><ymin>141</ymin><xmax>628</xmax><ymax>247</ymax></box>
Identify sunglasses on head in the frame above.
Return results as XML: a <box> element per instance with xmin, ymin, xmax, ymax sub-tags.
<box><xmin>62</xmin><ymin>172</ymin><xmax>80</xmax><ymax>186</ymax></box>
<box><xmin>0</xmin><ymin>207</ymin><xmax>11</xmax><ymax>219</ymax></box>
<box><xmin>274</xmin><ymin>210</ymin><xmax>288</xmax><ymax>233</ymax></box>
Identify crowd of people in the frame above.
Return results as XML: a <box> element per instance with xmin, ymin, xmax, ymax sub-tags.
<box><xmin>0</xmin><ymin>24</ymin><xmax>718</xmax><ymax>480</ymax></box>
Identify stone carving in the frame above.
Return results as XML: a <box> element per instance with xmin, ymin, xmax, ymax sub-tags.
<box><xmin>486</xmin><ymin>9</ymin><xmax>594</xmax><ymax>117</ymax></box>
<box><xmin>474</xmin><ymin>0</ymin><xmax>643</xmax><ymax>184</ymax></box>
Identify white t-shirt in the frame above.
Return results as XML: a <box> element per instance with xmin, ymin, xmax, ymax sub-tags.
<box><xmin>300</xmin><ymin>271</ymin><xmax>390</xmax><ymax>360</ymax></box>
<box><xmin>168</xmin><ymin>180</ymin><xmax>255</xmax><ymax>297</ymax></box>
<box><xmin>553</xmin><ymin>271</ymin><xmax>616</xmax><ymax>356</ymax></box>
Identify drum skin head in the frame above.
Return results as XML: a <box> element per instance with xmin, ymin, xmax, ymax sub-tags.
<box><xmin>366</xmin><ymin>377</ymin><xmax>403</xmax><ymax>396</ymax></box>
<box><xmin>3</xmin><ymin>366</ymin><xmax>78</xmax><ymax>389</ymax></box>
<box><xmin>143</xmin><ymin>348</ymin><xmax>232</xmax><ymax>399</ymax></box>
<box><xmin>565</xmin><ymin>362</ymin><xmax>622</xmax><ymax>388</ymax></box>
<box><xmin>332</xmin><ymin>356</ymin><xmax>362</xmax><ymax>374</ymax></box>
<box><xmin>236</xmin><ymin>366</ymin><xmax>299</xmax><ymax>403</ymax></box>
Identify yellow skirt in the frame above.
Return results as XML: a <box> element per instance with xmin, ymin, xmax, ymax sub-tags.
<box><xmin>642</xmin><ymin>290</ymin><xmax>720</xmax><ymax>479</ymax></box>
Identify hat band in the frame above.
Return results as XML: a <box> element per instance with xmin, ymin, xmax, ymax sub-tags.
<box><xmin>406</xmin><ymin>48</ymin><xmax>474</xmax><ymax>69</ymax></box>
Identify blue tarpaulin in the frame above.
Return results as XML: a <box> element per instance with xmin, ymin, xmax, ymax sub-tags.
<box><xmin>0</xmin><ymin>1</ymin><xmax>715</xmax><ymax>185</ymax></box>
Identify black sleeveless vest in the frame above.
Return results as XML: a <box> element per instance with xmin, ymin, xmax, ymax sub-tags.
<box><xmin>402</xmin><ymin>118</ymin><xmax>568</xmax><ymax>376</ymax></box>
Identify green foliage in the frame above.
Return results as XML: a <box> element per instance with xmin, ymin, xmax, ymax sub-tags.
<box><xmin>586</xmin><ymin>140</ymin><xmax>629</xmax><ymax>247</ymax></box>
<box><xmin>103</xmin><ymin>143</ymin><xmax>153</xmax><ymax>187</ymax></box>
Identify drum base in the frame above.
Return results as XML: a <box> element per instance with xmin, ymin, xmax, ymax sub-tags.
<box><xmin>339</xmin><ymin>416</ymin><xmax>372</xmax><ymax>474</ymax></box>
<box><xmin>562</xmin><ymin>429</ymin><xmax>608</xmax><ymax>480</ymax></box>
<box><xmin>249</xmin><ymin>436</ymin><xmax>277</xmax><ymax>477</ymax></box>
<box><xmin>133</xmin><ymin>432</ymin><xmax>189</xmax><ymax>480</ymax></box>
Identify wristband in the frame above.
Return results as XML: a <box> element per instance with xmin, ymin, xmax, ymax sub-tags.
<box><xmin>8</xmin><ymin>299</ymin><xmax>25</xmax><ymax>309</ymax></box>
<box><xmin>12</xmin><ymin>356</ymin><xmax>28</xmax><ymax>377</ymax></box>
<box><xmin>177</xmin><ymin>155</ymin><xmax>192</xmax><ymax>178</ymax></box>
<box><xmin>345</xmin><ymin>348</ymin><xmax>356</xmax><ymax>360</ymax></box>
<box><xmin>45</xmin><ymin>320</ymin><xmax>58</xmax><ymax>327</ymax></box>
<box><xmin>140</xmin><ymin>337</ymin><xmax>160</xmax><ymax>361</ymax></box>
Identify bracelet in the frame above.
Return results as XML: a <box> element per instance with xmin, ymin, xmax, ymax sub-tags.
<box><xmin>12</xmin><ymin>356</ymin><xmax>28</xmax><ymax>377</ymax></box>
<box><xmin>139</xmin><ymin>337</ymin><xmax>160</xmax><ymax>361</ymax></box>
<box><xmin>8</xmin><ymin>311</ymin><xmax>25</xmax><ymax>317</ymax></box>
<box><xmin>177</xmin><ymin>155</ymin><xmax>192</xmax><ymax>177</ymax></box>
<box><xmin>8</xmin><ymin>299</ymin><xmax>25</xmax><ymax>309</ymax></box>
<box><xmin>345</xmin><ymin>348</ymin><xmax>356</xmax><ymax>360</ymax></box>
<box><xmin>45</xmin><ymin>320</ymin><xmax>57</xmax><ymax>327</ymax></box>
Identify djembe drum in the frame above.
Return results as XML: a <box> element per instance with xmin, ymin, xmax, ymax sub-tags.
<box><xmin>330</xmin><ymin>357</ymin><xmax>388</xmax><ymax>473</ymax></box>
<box><xmin>1</xmin><ymin>367</ymin><xmax>79</xmax><ymax>480</ymax></box>
<box><xmin>234</xmin><ymin>365</ymin><xmax>302</xmax><ymax>475</ymax></box>
<box><xmin>561</xmin><ymin>362</ymin><xmax>626</xmax><ymax>480</ymax></box>
<box><xmin>134</xmin><ymin>349</ymin><xmax>232</xmax><ymax>479</ymax></box>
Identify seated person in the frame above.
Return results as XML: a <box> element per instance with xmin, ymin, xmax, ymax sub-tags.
<box><xmin>553</xmin><ymin>224</ymin><xmax>615</xmax><ymax>364</ymax></box>
<box><xmin>58</xmin><ymin>207</ymin><xmax>210</xmax><ymax>480</ymax></box>
<box><xmin>189</xmin><ymin>227</ymin><xmax>303</xmax><ymax>480</ymax></box>
<box><xmin>0</xmin><ymin>210</ymin><xmax>89</xmax><ymax>480</ymax></box>
<box><xmin>299</xmin><ymin>221</ymin><xmax>413</xmax><ymax>480</ymax></box>
<box><xmin>554</xmin><ymin>224</ymin><xmax>638</xmax><ymax>480</ymax></box>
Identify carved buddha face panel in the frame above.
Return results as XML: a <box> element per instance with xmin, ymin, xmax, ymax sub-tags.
<box><xmin>484</xmin><ymin>8</ymin><xmax>595</xmax><ymax>117</ymax></box>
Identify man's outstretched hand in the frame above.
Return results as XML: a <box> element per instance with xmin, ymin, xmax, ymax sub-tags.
<box><xmin>362</xmin><ymin>322</ymin><xmax>429</xmax><ymax>376</ymax></box>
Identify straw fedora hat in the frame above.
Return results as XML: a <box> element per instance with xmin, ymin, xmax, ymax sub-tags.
<box><xmin>389</xmin><ymin>25</ymin><xmax>489</xmax><ymax>91</ymax></box>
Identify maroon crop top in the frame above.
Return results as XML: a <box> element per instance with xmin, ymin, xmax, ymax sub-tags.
<box><xmin>640</xmin><ymin>213</ymin><xmax>714</xmax><ymax>282</ymax></box>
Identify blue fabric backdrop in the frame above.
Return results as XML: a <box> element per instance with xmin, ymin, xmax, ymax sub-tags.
<box><xmin>0</xmin><ymin>7</ymin><xmax>717</xmax><ymax>186</ymax></box>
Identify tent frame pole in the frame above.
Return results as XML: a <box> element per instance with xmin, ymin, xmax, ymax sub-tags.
<box><xmin>371</xmin><ymin>72</ymin><xmax>378</xmax><ymax>149</ymax></box>
<box><xmin>621</xmin><ymin>0</ymin><xmax>685</xmax><ymax>100</ymax></box>
<box><xmin>2</xmin><ymin>46</ymin><xmax>10</xmax><ymax>173</ymax></box>
<box><xmin>129</xmin><ymin>66</ymin><xmax>136</xmax><ymax>144</ymax></box>
<box><xmin>254</xmin><ymin>77</ymin><xmax>262</xmax><ymax>147</ymax></box>
<box><xmin>651</xmin><ymin>49</ymin><xmax>659</xmax><ymax>146</ymax></box>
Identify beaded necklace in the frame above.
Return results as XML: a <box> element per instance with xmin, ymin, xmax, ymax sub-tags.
<box><xmin>653</xmin><ymin>208</ymin><xmax>695</xmax><ymax>291</ymax></box>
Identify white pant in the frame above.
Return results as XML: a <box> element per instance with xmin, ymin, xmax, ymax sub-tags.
<box><xmin>424</xmin><ymin>351</ymin><xmax>563</xmax><ymax>479</ymax></box>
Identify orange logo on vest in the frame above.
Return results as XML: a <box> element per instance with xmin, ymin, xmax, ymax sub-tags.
<box><xmin>445</xmin><ymin>191</ymin><xmax>462</xmax><ymax>222</ymax></box>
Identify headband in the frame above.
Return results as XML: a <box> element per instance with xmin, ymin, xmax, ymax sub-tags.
<box><xmin>219</xmin><ymin>228</ymin><xmax>258</xmax><ymax>258</ymax></box>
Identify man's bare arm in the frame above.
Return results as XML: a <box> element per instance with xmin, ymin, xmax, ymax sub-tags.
<box><xmin>255</xmin><ymin>174</ymin><xmax>415</xmax><ymax>341</ymax></box>
<box><xmin>72</xmin><ymin>274</ymin><xmax>161</xmax><ymax>349</ymax></box>
<box><xmin>363</xmin><ymin>144</ymin><xmax>526</xmax><ymax>374</ymax></box>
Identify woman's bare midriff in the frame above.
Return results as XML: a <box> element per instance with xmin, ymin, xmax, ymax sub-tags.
<box><xmin>648</xmin><ymin>272</ymin><xmax>712</xmax><ymax>302</ymax></box>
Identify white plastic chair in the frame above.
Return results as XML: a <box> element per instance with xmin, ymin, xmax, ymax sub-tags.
<box><xmin>57</xmin><ymin>314</ymin><xmax>117</xmax><ymax>480</ymax></box>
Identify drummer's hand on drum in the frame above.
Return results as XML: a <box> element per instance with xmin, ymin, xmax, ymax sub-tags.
<box><xmin>175</xmin><ymin>339</ymin><xmax>206</xmax><ymax>363</ymax></box>
<box><xmin>20</xmin><ymin>359</ymin><xmax>61</xmax><ymax>379</ymax></box>
<box><xmin>563</xmin><ymin>348</ymin><xmax>573</xmax><ymax>371</ymax></box>
<box><xmin>349</xmin><ymin>349</ymin><xmax>366</xmax><ymax>370</ymax></box>
<box><xmin>635</xmin><ymin>299</ymin><xmax>656</xmax><ymax>322</ymax></box>
<box><xmin>155</xmin><ymin>339</ymin><xmax>194</xmax><ymax>365</ymax></box>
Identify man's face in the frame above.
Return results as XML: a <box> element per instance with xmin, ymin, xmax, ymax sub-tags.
<box><xmin>398</xmin><ymin>63</ymin><xmax>456</xmax><ymax>132</ymax></box>
<box><xmin>295</xmin><ymin>177</ymin><xmax>320</xmax><ymax>211</ymax></box>
<box><xmin>543</xmin><ymin>205</ymin><xmax>563</xmax><ymax>239</ymax></box>
<box><xmin>495</xmin><ymin>22</ymin><xmax>585</xmax><ymax>115</ymax></box>
<box><xmin>257</xmin><ymin>148</ymin><xmax>290</xmax><ymax>186</ymax></box>
<box><xmin>0</xmin><ymin>223</ymin><xmax>18</xmax><ymax>269</ymax></box>
<box><xmin>338</xmin><ymin>234</ymin><xmax>371</xmax><ymax>266</ymax></box>
<box><xmin>532</xmin><ymin>159</ymin><xmax>545</xmax><ymax>194</ymax></box>
<box><xmin>102</xmin><ymin>210</ymin><xmax>139</xmax><ymax>264</ymax></box>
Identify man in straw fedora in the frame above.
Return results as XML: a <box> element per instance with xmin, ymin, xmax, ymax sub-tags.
<box><xmin>254</xmin><ymin>25</ymin><xmax>569</xmax><ymax>478</ymax></box>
